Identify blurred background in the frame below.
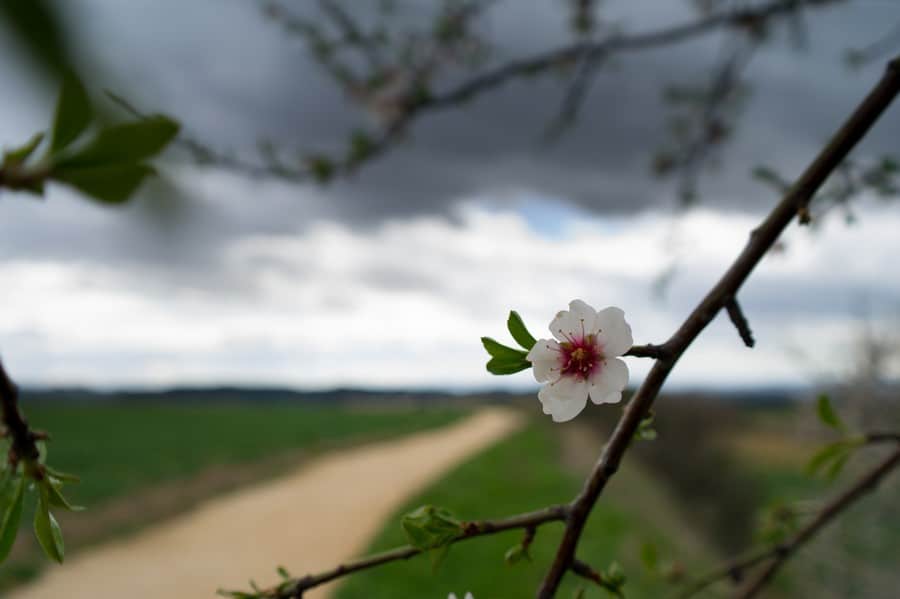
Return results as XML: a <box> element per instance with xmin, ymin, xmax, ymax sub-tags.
<box><xmin>0</xmin><ymin>1</ymin><xmax>898</xmax><ymax>597</ymax></box>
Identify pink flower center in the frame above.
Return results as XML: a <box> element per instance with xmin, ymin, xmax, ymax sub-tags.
<box><xmin>559</xmin><ymin>335</ymin><xmax>603</xmax><ymax>381</ymax></box>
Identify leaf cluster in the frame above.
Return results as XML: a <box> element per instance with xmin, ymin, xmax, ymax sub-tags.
<box><xmin>481</xmin><ymin>311</ymin><xmax>537</xmax><ymax>375</ymax></box>
<box><xmin>1</xmin><ymin>438</ymin><xmax>82</xmax><ymax>565</ymax></box>
<box><xmin>1</xmin><ymin>74</ymin><xmax>179</xmax><ymax>204</ymax></box>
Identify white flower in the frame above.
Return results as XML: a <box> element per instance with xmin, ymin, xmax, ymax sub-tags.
<box><xmin>526</xmin><ymin>299</ymin><xmax>632</xmax><ymax>423</ymax></box>
<box><xmin>447</xmin><ymin>594</ymin><xmax>474</xmax><ymax>599</ymax></box>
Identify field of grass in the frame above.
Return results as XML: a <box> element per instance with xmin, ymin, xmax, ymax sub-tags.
<box><xmin>336</xmin><ymin>422</ymin><xmax>713</xmax><ymax>599</ymax></box>
<box><xmin>2</xmin><ymin>401</ymin><xmax>466</xmax><ymax>590</ymax></box>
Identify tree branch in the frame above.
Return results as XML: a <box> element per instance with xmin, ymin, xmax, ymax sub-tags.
<box><xmin>674</xmin><ymin>547</ymin><xmax>773</xmax><ymax>599</ymax></box>
<box><xmin>624</xmin><ymin>344</ymin><xmax>669</xmax><ymax>359</ymax></box>
<box><xmin>734</xmin><ymin>445</ymin><xmax>900</xmax><ymax>598</ymax></box>
<box><xmin>724</xmin><ymin>296</ymin><xmax>755</xmax><ymax>348</ymax></box>
<box><xmin>246</xmin><ymin>504</ymin><xmax>569</xmax><ymax>598</ymax></box>
<box><xmin>194</xmin><ymin>0</ymin><xmax>840</xmax><ymax>182</ymax></box>
<box><xmin>570</xmin><ymin>558</ymin><xmax>604</xmax><ymax>585</ymax></box>
<box><xmin>536</xmin><ymin>54</ymin><xmax>900</xmax><ymax>598</ymax></box>
<box><xmin>0</xmin><ymin>358</ymin><xmax>41</xmax><ymax>465</ymax></box>
<box><xmin>675</xmin><ymin>433</ymin><xmax>900</xmax><ymax>598</ymax></box>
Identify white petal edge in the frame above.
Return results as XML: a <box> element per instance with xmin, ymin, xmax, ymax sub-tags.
<box><xmin>588</xmin><ymin>358</ymin><xmax>628</xmax><ymax>404</ymax></box>
<box><xmin>595</xmin><ymin>306</ymin><xmax>633</xmax><ymax>356</ymax></box>
<box><xmin>527</xmin><ymin>339</ymin><xmax>562</xmax><ymax>383</ymax></box>
<box><xmin>549</xmin><ymin>299</ymin><xmax>599</xmax><ymax>342</ymax></box>
<box><xmin>538</xmin><ymin>377</ymin><xmax>589</xmax><ymax>422</ymax></box>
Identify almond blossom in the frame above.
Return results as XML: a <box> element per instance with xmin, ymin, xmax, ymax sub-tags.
<box><xmin>526</xmin><ymin>300</ymin><xmax>632</xmax><ymax>422</ymax></box>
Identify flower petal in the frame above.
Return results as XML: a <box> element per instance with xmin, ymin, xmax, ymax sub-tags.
<box><xmin>549</xmin><ymin>299</ymin><xmax>599</xmax><ymax>342</ymax></box>
<box><xmin>595</xmin><ymin>307</ymin><xmax>633</xmax><ymax>356</ymax></box>
<box><xmin>538</xmin><ymin>377</ymin><xmax>589</xmax><ymax>422</ymax></box>
<box><xmin>588</xmin><ymin>358</ymin><xmax>628</xmax><ymax>404</ymax></box>
<box><xmin>540</xmin><ymin>392</ymin><xmax>588</xmax><ymax>422</ymax></box>
<box><xmin>527</xmin><ymin>339</ymin><xmax>562</xmax><ymax>382</ymax></box>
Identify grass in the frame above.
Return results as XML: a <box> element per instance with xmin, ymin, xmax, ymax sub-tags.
<box><xmin>336</xmin><ymin>422</ymin><xmax>712</xmax><ymax>599</ymax></box>
<box><xmin>1</xmin><ymin>400</ymin><xmax>465</xmax><ymax>590</ymax></box>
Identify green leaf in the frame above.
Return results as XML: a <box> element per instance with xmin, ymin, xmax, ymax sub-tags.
<box><xmin>52</xmin><ymin>163</ymin><xmax>154</xmax><ymax>204</ymax></box>
<box><xmin>276</xmin><ymin>565</ymin><xmax>290</xmax><ymax>580</ymax></box>
<box><xmin>3</xmin><ymin>132</ymin><xmax>45</xmax><ymax>166</ymax></box>
<box><xmin>600</xmin><ymin>560</ymin><xmax>627</xmax><ymax>597</ymax></box>
<box><xmin>816</xmin><ymin>394</ymin><xmax>845</xmax><ymax>432</ymax></box>
<box><xmin>44</xmin><ymin>479</ymin><xmax>85</xmax><ymax>512</ymax></box>
<box><xmin>307</xmin><ymin>155</ymin><xmax>335</xmax><ymax>183</ymax></box>
<box><xmin>36</xmin><ymin>440</ymin><xmax>48</xmax><ymax>464</ymax></box>
<box><xmin>507</xmin><ymin>311</ymin><xmax>537</xmax><ymax>350</ymax></box>
<box><xmin>34</xmin><ymin>486</ymin><xmax>65</xmax><ymax>563</ymax></box>
<box><xmin>806</xmin><ymin>439</ymin><xmax>862</xmax><ymax>479</ymax></box>
<box><xmin>825</xmin><ymin>451</ymin><xmax>850</xmax><ymax>481</ymax></box>
<box><xmin>400</xmin><ymin>504</ymin><xmax>463</xmax><ymax>570</ymax></box>
<box><xmin>50</xmin><ymin>74</ymin><xmax>92</xmax><ymax>153</ymax></box>
<box><xmin>44</xmin><ymin>465</ymin><xmax>80</xmax><ymax>484</ymax></box>
<box><xmin>481</xmin><ymin>337</ymin><xmax>528</xmax><ymax>361</ymax></box>
<box><xmin>486</xmin><ymin>357</ymin><xmax>530</xmax><ymax>375</ymax></box>
<box><xmin>56</xmin><ymin>116</ymin><xmax>179</xmax><ymax>168</ymax></box>
<box><xmin>634</xmin><ymin>412</ymin><xmax>658</xmax><ymax>441</ymax></box>
<box><xmin>605</xmin><ymin>560</ymin><xmax>626</xmax><ymax>586</ymax></box>
<box><xmin>347</xmin><ymin>130</ymin><xmax>374</xmax><ymax>163</ymax></box>
<box><xmin>0</xmin><ymin>476</ymin><xmax>26</xmax><ymax>563</ymax></box>
<box><xmin>504</xmin><ymin>543</ymin><xmax>530</xmax><ymax>565</ymax></box>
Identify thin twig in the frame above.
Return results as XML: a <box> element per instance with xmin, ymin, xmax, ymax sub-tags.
<box><xmin>536</xmin><ymin>55</ymin><xmax>900</xmax><ymax>598</ymax></box>
<box><xmin>734</xmin><ymin>445</ymin><xmax>900</xmax><ymax>598</ymax></box>
<box><xmin>724</xmin><ymin>296</ymin><xmax>755</xmax><ymax>348</ymax></box>
<box><xmin>865</xmin><ymin>432</ymin><xmax>900</xmax><ymax>444</ymax></box>
<box><xmin>192</xmin><ymin>0</ymin><xmax>840</xmax><ymax>182</ymax></box>
<box><xmin>674</xmin><ymin>546</ymin><xmax>773</xmax><ymax>599</ymax></box>
<box><xmin>570</xmin><ymin>558</ymin><xmax>604</xmax><ymax>585</ymax></box>
<box><xmin>624</xmin><ymin>344</ymin><xmax>669</xmax><ymax>359</ymax></box>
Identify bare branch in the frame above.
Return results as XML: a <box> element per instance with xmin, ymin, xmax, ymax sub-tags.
<box><xmin>674</xmin><ymin>546</ymin><xmax>773</xmax><ymax>599</ymax></box>
<box><xmin>192</xmin><ymin>0</ymin><xmax>841</xmax><ymax>182</ymax></box>
<box><xmin>536</xmin><ymin>55</ymin><xmax>900</xmax><ymax>598</ymax></box>
<box><xmin>734</xmin><ymin>445</ymin><xmax>900</xmax><ymax>598</ymax></box>
<box><xmin>570</xmin><ymin>557</ymin><xmax>604</xmax><ymax>585</ymax></box>
<box><xmin>675</xmin><ymin>438</ymin><xmax>900</xmax><ymax>598</ymax></box>
<box><xmin>724</xmin><ymin>296</ymin><xmax>755</xmax><ymax>348</ymax></box>
<box><xmin>865</xmin><ymin>432</ymin><xmax>900</xmax><ymax>444</ymax></box>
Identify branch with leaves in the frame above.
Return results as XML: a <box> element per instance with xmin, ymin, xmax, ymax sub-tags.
<box><xmin>674</xmin><ymin>419</ymin><xmax>900</xmax><ymax>599</ymax></box>
<box><xmin>179</xmin><ymin>0</ymin><xmax>842</xmax><ymax>188</ymax></box>
<box><xmin>0</xmin><ymin>74</ymin><xmax>179</xmax><ymax>567</ymax></box>
<box><xmin>218</xmin><ymin>53</ymin><xmax>900</xmax><ymax>599</ymax></box>
<box><xmin>219</xmin><ymin>504</ymin><xmax>569</xmax><ymax>599</ymax></box>
<box><xmin>535</xmin><ymin>53</ymin><xmax>900</xmax><ymax>598</ymax></box>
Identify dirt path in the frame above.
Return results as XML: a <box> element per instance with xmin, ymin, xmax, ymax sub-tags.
<box><xmin>10</xmin><ymin>408</ymin><xmax>523</xmax><ymax>599</ymax></box>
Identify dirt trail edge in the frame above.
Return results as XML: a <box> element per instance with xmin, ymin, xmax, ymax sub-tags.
<box><xmin>11</xmin><ymin>408</ymin><xmax>523</xmax><ymax>599</ymax></box>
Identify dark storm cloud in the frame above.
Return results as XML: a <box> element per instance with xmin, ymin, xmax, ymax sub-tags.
<box><xmin>166</xmin><ymin>0</ymin><xmax>899</xmax><ymax>221</ymax></box>
<box><xmin>2</xmin><ymin>0</ymin><xmax>898</xmax><ymax>279</ymax></box>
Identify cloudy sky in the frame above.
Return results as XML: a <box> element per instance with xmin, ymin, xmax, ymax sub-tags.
<box><xmin>1</xmin><ymin>0</ymin><xmax>899</xmax><ymax>391</ymax></box>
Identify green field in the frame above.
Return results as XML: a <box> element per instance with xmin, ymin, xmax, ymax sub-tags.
<box><xmin>336</xmin><ymin>423</ymin><xmax>714</xmax><ymax>599</ymax></box>
<box><xmin>5</xmin><ymin>398</ymin><xmax>897</xmax><ymax>598</ymax></box>
<box><xmin>2</xmin><ymin>401</ymin><xmax>466</xmax><ymax>590</ymax></box>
